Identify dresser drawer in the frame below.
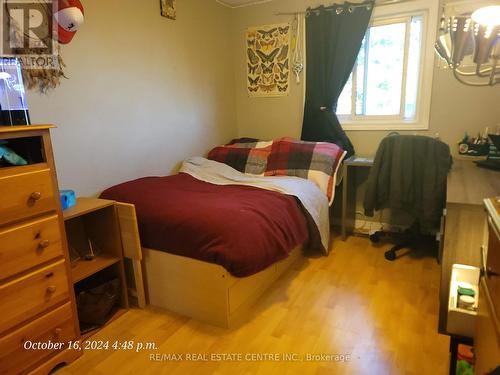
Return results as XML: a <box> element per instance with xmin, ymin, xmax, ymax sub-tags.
<box><xmin>0</xmin><ymin>167</ymin><xmax>56</xmax><ymax>226</ymax></box>
<box><xmin>0</xmin><ymin>303</ymin><xmax>76</xmax><ymax>375</ymax></box>
<box><xmin>0</xmin><ymin>215</ymin><xmax>63</xmax><ymax>281</ymax></box>
<box><xmin>0</xmin><ymin>260</ymin><xmax>69</xmax><ymax>335</ymax></box>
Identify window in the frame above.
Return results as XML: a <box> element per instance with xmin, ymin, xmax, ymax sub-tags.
<box><xmin>335</xmin><ymin>1</ymin><xmax>438</xmax><ymax>131</ymax></box>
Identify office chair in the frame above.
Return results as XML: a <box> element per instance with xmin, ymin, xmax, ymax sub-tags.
<box><xmin>363</xmin><ymin>134</ymin><xmax>452</xmax><ymax>261</ymax></box>
<box><xmin>369</xmin><ymin>222</ymin><xmax>421</xmax><ymax>261</ymax></box>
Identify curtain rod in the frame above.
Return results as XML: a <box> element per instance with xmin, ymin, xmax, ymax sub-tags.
<box><xmin>274</xmin><ymin>0</ymin><xmax>416</xmax><ymax>16</ymax></box>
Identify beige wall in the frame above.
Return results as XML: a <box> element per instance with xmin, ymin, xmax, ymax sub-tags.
<box><xmin>26</xmin><ymin>0</ymin><xmax>236</xmax><ymax>196</ymax></box>
<box><xmin>22</xmin><ymin>0</ymin><xmax>499</xmax><ymax>200</ymax></box>
<box><xmin>230</xmin><ymin>0</ymin><xmax>500</xmax><ymax>156</ymax></box>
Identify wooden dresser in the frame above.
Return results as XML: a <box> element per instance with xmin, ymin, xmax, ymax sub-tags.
<box><xmin>0</xmin><ymin>125</ymin><xmax>80</xmax><ymax>374</ymax></box>
<box><xmin>474</xmin><ymin>197</ymin><xmax>500</xmax><ymax>374</ymax></box>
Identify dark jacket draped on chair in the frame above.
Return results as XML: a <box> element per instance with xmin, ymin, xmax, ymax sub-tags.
<box><xmin>364</xmin><ymin>135</ymin><xmax>453</xmax><ymax>230</ymax></box>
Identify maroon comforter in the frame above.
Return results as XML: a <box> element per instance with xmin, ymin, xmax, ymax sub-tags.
<box><xmin>100</xmin><ymin>173</ymin><xmax>308</xmax><ymax>277</ymax></box>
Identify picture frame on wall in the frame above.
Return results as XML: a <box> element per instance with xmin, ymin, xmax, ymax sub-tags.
<box><xmin>246</xmin><ymin>23</ymin><xmax>291</xmax><ymax>97</ymax></box>
<box><xmin>160</xmin><ymin>0</ymin><xmax>177</xmax><ymax>20</ymax></box>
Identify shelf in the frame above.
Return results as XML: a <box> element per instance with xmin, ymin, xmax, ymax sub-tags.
<box><xmin>80</xmin><ymin>308</ymin><xmax>128</xmax><ymax>342</ymax></box>
<box><xmin>0</xmin><ymin>124</ymin><xmax>55</xmax><ymax>133</ymax></box>
<box><xmin>71</xmin><ymin>255</ymin><xmax>121</xmax><ymax>283</ymax></box>
<box><xmin>63</xmin><ymin>198</ymin><xmax>115</xmax><ymax>221</ymax></box>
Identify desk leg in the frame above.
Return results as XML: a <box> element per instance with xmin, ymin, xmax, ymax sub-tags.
<box><xmin>341</xmin><ymin>166</ymin><xmax>348</xmax><ymax>241</ymax></box>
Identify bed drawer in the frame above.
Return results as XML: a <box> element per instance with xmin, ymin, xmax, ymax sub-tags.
<box><xmin>0</xmin><ymin>215</ymin><xmax>63</xmax><ymax>281</ymax></box>
<box><xmin>0</xmin><ymin>303</ymin><xmax>76</xmax><ymax>375</ymax></box>
<box><xmin>0</xmin><ymin>167</ymin><xmax>56</xmax><ymax>226</ymax></box>
<box><xmin>0</xmin><ymin>260</ymin><xmax>69</xmax><ymax>335</ymax></box>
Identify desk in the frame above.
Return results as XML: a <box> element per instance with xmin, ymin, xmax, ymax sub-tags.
<box><xmin>446</xmin><ymin>159</ymin><xmax>500</xmax><ymax>205</ymax></box>
<box><xmin>341</xmin><ymin>156</ymin><xmax>374</xmax><ymax>240</ymax></box>
<box><xmin>439</xmin><ymin>159</ymin><xmax>500</xmax><ymax>335</ymax></box>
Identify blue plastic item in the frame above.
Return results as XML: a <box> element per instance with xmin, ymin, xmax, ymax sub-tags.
<box><xmin>60</xmin><ymin>190</ymin><xmax>76</xmax><ymax>210</ymax></box>
<box><xmin>0</xmin><ymin>144</ymin><xmax>28</xmax><ymax>165</ymax></box>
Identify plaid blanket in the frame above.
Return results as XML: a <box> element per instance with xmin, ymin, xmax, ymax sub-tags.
<box><xmin>208</xmin><ymin>137</ymin><xmax>346</xmax><ymax>205</ymax></box>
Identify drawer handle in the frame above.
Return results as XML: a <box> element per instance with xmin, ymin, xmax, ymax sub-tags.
<box><xmin>30</xmin><ymin>192</ymin><xmax>42</xmax><ymax>201</ymax></box>
<box><xmin>38</xmin><ymin>240</ymin><xmax>50</xmax><ymax>249</ymax></box>
<box><xmin>47</xmin><ymin>285</ymin><xmax>57</xmax><ymax>294</ymax></box>
<box><xmin>54</xmin><ymin>328</ymin><xmax>62</xmax><ymax>337</ymax></box>
<box><xmin>487</xmin><ymin>267</ymin><xmax>499</xmax><ymax>278</ymax></box>
<box><xmin>480</xmin><ymin>267</ymin><xmax>500</xmax><ymax>278</ymax></box>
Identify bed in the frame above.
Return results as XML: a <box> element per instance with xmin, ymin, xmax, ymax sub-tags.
<box><xmin>101</xmin><ymin>138</ymin><xmax>345</xmax><ymax>327</ymax></box>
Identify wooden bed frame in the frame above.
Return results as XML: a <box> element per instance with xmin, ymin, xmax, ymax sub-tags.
<box><xmin>142</xmin><ymin>246</ymin><xmax>302</xmax><ymax>328</ymax></box>
<box><xmin>116</xmin><ymin>202</ymin><xmax>304</xmax><ymax>328</ymax></box>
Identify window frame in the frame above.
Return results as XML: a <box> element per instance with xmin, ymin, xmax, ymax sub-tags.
<box><xmin>338</xmin><ymin>0</ymin><xmax>438</xmax><ymax>131</ymax></box>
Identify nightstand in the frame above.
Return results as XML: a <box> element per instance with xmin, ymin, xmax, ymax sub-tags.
<box><xmin>63</xmin><ymin>197</ymin><xmax>129</xmax><ymax>340</ymax></box>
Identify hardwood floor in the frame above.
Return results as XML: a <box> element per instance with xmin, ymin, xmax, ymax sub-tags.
<box><xmin>58</xmin><ymin>235</ymin><xmax>450</xmax><ymax>375</ymax></box>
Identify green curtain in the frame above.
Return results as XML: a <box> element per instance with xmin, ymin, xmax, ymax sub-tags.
<box><xmin>301</xmin><ymin>1</ymin><xmax>373</xmax><ymax>157</ymax></box>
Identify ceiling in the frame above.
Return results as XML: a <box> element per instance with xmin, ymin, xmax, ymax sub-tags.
<box><xmin>216</xmin><ymin>0</ymin><xmax>273</xmax><ymax>8</ymax></box>
<box><xmin>444</xmin><ymin>0</ymin><xmax>499</xmax><ymax>15</ymax></box>
<box><xmin>217</xmin><ymin>0</ymin><xmax>495</xmax><ymax>10</ymax></box>
<box><xmin>216</xmin><ymin>0</ymin><xmax>496</xmax><ymax>11</ymax></box>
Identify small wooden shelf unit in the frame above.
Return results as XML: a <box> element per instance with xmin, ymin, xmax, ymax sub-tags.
<box><xmin>63</xmin><ymin>197</ymin><xmax>129</xmax><ymax>338</ymax></box>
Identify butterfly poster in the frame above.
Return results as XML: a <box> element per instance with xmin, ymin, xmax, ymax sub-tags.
<box><xmin>246</xmin><ymin>23</ymin><xmax>291</xmax><ymax>97</ymax></box>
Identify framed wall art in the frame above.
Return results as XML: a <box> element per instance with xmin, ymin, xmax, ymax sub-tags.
<box><xmin>161</xmin><ymin>0</ymin><xmax>176</xmax><ymax>20</ymax></box>
<box><xmin>246</xmin><ymin>23</ymin><xmax>291</xmax><ymax>97</ymax></box>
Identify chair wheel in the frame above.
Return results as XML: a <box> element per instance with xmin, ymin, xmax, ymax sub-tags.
<box><xmin>384</xmin><ymin>250</ymin><xmax>396</xmax><ymax>261</ymax></box>
<box><xmin>369</xmin><ymin>233</ymin><xmax>381</xmax><ymax>243</ymax></box>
